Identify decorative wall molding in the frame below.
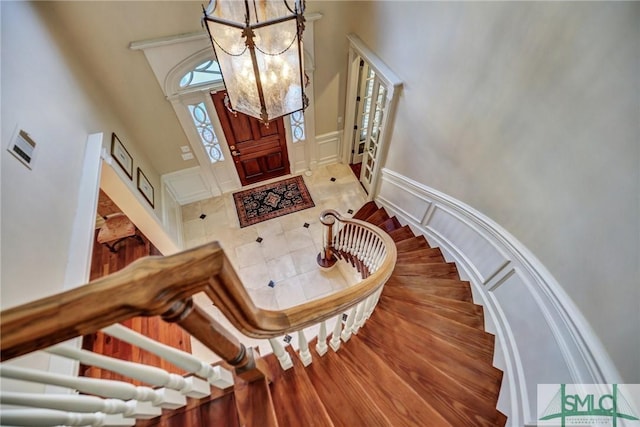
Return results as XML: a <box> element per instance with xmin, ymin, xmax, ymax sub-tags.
<box><xmin>316</xmin><ymin>131</ymin><xmax>342</xmax><ymax>167</ymax></box>
<box><xmin>376</xmin><ymin>168</ymin><xmax>621</xmax><ymax>427</ymax></box>
<box><xmin>162</xmin><ymin>167</ymin><xmax>214</xmax><ymax>206</ymax></box>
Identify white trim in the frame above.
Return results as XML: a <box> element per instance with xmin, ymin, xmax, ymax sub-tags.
<box><xmin>161</xmin><ymin>167</ymin><xmax>216</xmax><ymax>206</ymax></box>
<box><xmin>316</xmin><ymin>131</ymin><xmax>341</xmax><ymax>167</ymax></box>
<box><xmin>130</xmin><ymin>31</ymin><xmax>207</xmax><ymax>51</ymax></box>
<box><xmin>376</xmin><ymin>168</ymin><xmax>621</xmax><ymax>426</ymax></box>
<box><xmin>45</xmin><ymin>132</ymin><xmax>104</xmax><ymax>390</ymax></box>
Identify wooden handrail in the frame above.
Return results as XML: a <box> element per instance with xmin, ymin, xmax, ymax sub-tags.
<box><xmin>1</xmin><ymin>216</ymin><xmax>396</xmax><ymax>364</ymax></box>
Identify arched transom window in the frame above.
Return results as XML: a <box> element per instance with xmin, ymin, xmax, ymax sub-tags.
<box><xmin>179</xmin><ymin>60</ymin><xmax>223</xmax><ymax>89</ymax></box>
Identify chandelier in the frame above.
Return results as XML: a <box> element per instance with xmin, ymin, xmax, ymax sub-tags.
<box><xmin>203</xmin><ymin>0</ymin><xmax>308</xmax><ymax>123</ymax></box>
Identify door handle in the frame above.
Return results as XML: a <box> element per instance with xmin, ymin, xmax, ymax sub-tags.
<box><xmin>232</xmin><ymin>150</ymin><xmax>241</xmax><ymax>156</ymax></box>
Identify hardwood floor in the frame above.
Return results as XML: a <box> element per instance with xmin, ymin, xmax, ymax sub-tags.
<box><xmin>81</xmin><ymin>217</ymin><xmax>191</xmax><ymax>384</ymax></box>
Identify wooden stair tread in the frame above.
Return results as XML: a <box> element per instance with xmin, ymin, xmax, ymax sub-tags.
<box><xmin>365</xmin><ymin>310</ymin><xmax>503</xmax><ymax>399</ymax></box>
<box><xmin>396</xmin><ymin>247</ymin><xmax>445</xmax><ymax>263</ymax></box>
<box><xmin>382</xmin><ymin>291</ymin><xmax>483</xmax><ymax>317</ymax></box>
<box><xmin>387</xmin><ymin>226</ymin><xmax>415</xmax><ymax>242</ymax></box>
<box><xmin>395</xmin><ymin>236</ymin><xmax>431</xmax><ymax>251</ymax></box>
<box><xmin>383</xmin><ymin>281</ymin><xmax>473</xmax><ymax>302</ymax></box>
<box><xmin>304</xmin><ymin>341</ymin><xmax>392</xmax><ymax>427</ymax></box>
<box><xmin>392</xmin><ymin>262</ymin><xmax>460</xmax><ymax>279</ymax></box>
<box><xmin>352</xmin><ymin>201</ymin><xmax>378</xmax><ymax>220</ymax></box>
<box><xmin>378</xmin><ymin>293</ymin><xmax>484</xmax><ymax>330</ymax></box>
<box><xmin>338</xmin><ymin>335</ymin><xmax>453</xmax><ymax>426</ymax></box>
<box><xmin>375</xmin><ymin>302</ymin><xmax>494</xmax><ymax>361</ymax></box>
<box><xmin>364</xmin><ymin>207</ymin><xmax>390</xmax><ymax>226</ymax></box>
<box><xmin>357</xmin><ymin>321</ymin><xmax>501</xmax><ymax>426</ymax></box>
<box><xmin>387</xmin><ymin>275</ymin><xmax>470</xmax><ymax>288</ymax></box>
<box><xmin>263</xmin><ymin>349</ymin><xmax>334</xmax><ymax>427</ymax></box>
<box><xmin>377</xmin><ymin>217</ymin><xmax>402</xmax><ymax>233</ymax></box>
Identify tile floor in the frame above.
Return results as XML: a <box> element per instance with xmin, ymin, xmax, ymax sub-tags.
<box><xmin>181</xmin><ymin>163</ymin><xmax>368</xmax><ymax>362</ymax></box>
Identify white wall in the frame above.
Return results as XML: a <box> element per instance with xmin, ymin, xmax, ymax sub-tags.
<box><xmin>351</xmin><ymin>2</ymin><xmax>639</xmax><ymax>382</ymax></box>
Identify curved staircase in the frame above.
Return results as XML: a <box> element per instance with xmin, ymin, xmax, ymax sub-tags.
<box><xmin>138</xmin><ymin>202</ymin><xmax>507</xmax><ymax>426</ymax></box>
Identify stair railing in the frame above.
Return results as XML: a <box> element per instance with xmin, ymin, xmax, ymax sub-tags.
<box><xmin>0</xmin><ymin>209</ymin><xmax>396</xmax><ymax>424</ymax></box>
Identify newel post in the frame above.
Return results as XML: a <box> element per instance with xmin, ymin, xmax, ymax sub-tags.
<box><xmin>162</xmin><ymin>298</ymin><xmax>266</xmax><ymax>383</ymax></box>
<box><xmin>317</xmin><ymin>210</ymin><xmax>339</xmax><ymax>269</ymax></box>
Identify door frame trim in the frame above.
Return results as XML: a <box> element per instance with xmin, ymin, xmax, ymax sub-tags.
<box><xmin>342</xmin><ymin>34</ymin><xmax>403</xmax><ymax>200</ymax></box>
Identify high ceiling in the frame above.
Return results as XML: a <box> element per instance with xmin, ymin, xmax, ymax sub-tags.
<box><xmin>39</xmin><ymin>1</ymin><xmax>214</xmax><ymax>174</ymax></box>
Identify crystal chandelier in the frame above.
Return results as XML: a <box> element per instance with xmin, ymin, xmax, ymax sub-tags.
<box><xmin>203</xmin><ymin>0</ymin><xmax>308</xmax><ymax>123</ymax></box>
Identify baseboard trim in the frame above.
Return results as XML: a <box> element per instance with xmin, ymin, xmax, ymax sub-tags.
<box><xmin>376</xmin><ymin>168</ymin><xmax>621</xmax><ymax>426</ymax></box>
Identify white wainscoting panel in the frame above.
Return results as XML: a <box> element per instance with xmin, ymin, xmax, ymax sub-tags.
<box><xmin>316</xmin><ymin>131</ymin><xmax>341</xmax><ymax>166</ymax></box>
<box><xmin>162</xmin><ymin>167</ymin><xmax>214</xmax><ymax>206</ymax></box>
<box><xmin>376</xmin><ymin>168</ymin><xmax>619</xmax><ymax>427</ymax></box>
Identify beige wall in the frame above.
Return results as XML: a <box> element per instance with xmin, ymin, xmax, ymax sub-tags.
<box><xmin>349</xmin><ymin>1</ymin><xmax>639</xmax><ymax>382</ymax></box>
<box><xmin>1</xmin><ymin>2</ymin><xmax>165</xmax><ymax>308</ymax></box>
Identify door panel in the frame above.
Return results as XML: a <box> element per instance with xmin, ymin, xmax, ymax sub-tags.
<box><xmin>212</xmin><ymin>91</ymin><xmax>290</xmax><ymax>186</ymax></box>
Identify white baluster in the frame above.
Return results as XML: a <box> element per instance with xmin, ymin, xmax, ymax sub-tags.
<box><xmin>102</xmin><ymin>324</ymin><xmax>232</xmax><ymax>392</ymax></box>
<box><xmin>352</xmin><ymin>302</ymin><xmax>367</xmax><ymax>334</ymax></box>
<box><xmin>315</xmin><ymin>321</ymin><xmax>328</xmax><ymax>356</ymax></box>
<box><xmin>297</xmin><ymin>330</ymin><xmax>312</xmax><ymax>367</ymax></box>
<box><xmin>268</xmin><ymin>338</ymin><xmax>293</xmax><ymax>370</ymax></box>
<box><xmin>340</xmin><ymin>306</ymin><xmax>358</xmax><ymax>342</ymax></box>
<box><xmin>329</xmin><ymin>315</ymin><xmax>343</xmax><ymax>352</ymax></box>
<box><xmin>334</xmin><ymin>221</ymin><xmax>346</xmax><ymax>250</ymax></box>
<box><xmin>0</xmin><ymin>409</ymin><xmax>104</xmax><ymax>426</ymax></box>
<box><xmin>360</xmin><ymin>230</ymin><xmax>372</xmax><ymax>260</ymax></box>
<box><xmin>365</xmin><ymin>287</ymin><xmax>384</xmax><ymax>320</ymax></box>
<box><xmin>0</xmin><ymin>365</ymin><xmax>161</xmax><ymax>418</ymax></box>
<box><xmin>45</xmin><ymin>346</ymin><xmax>186</xmax><ymax>409</ymax></box>
<box><xmin>0</xmin><ymin>391</ymin><xmax>135</xmax><ymax>417</ymax></box>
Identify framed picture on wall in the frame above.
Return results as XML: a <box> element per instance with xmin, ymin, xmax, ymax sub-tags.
<box><xmin>137</xmin><ymin>167</ymin><xmax>154</xmax><ymax>208</ymax></box>
<box><xmin>111</xmin><ymin>133</ymin><xmax>133</xmax><ymax>179</ymax></box>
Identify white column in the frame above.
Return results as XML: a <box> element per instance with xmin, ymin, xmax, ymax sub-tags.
<box><xmin>268</xmin><ymin>338</ymin><xmax>293</xmax><ymax>370</ymax></box>
<box><xmin>297</xmin><ymin>330</ymin><xmax>312</xmax><ymax>367</ymax></box>
<box><xmin>102</xmin><ymin>324</ymin><xmax>232</xmax><ymax>391</ymax></box>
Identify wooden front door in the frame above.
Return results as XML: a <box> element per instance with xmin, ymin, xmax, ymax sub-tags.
<box><xmin>212</xmin><ymin>91</ymin><xmax>290</xmax><ymax>186</ymax></box>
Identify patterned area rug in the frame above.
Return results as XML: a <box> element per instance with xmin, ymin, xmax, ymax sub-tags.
<box><xmin>233</xmin><ymin>175</ymin><xmax>315</xmax><ymax>228</ymax></box>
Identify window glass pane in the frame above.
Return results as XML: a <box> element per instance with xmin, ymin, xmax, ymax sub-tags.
<box><xmin>187</xmin><ymin>102</ymin><xmax>224</xmax><ymax>163</ymax></box>
<box><xmin>290</xmin><ymin>110</ymin><xmax>306</xmax><ymax>143</ymax></box>
<box><xmin>180</xmin><ymin>60</ymin><xmax>223</xmax><ymax>88</ymax></box>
